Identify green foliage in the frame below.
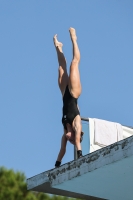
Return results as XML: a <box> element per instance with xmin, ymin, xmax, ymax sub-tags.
<box><xmin>0</xmin><ymin>167</ymin><xmax>77</xmax><ymax>200</ymax></box>
<box><xmin>0</xmin><ymin>167</ymin><xmax>35</xmax><ymax>200</ymax></box>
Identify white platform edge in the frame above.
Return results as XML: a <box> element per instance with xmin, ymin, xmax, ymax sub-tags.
<box><xmin>27</xmin><ymin>135</ymin><xmax>133</xmax><ymax>190</ymax></box>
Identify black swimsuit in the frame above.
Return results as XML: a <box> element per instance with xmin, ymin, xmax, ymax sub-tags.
<box><xmin>62</xmin><ymin>85</ymin><xmax>80</xmax><ymax>130</ymax></box>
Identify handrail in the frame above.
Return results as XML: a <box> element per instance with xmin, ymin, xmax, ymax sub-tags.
<box><xmin>81</xmin><ymin>117</ymin><xmax>133</xmax><ymax>129</ymax></box>
<box><xmin>81</xmin><ymin>117</ymin><xmax>89</xmax><ymax>122</ymax></box>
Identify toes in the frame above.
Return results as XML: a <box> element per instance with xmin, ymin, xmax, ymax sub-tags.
<box><xmin>53</xmin><ymin>34</ymin><xmax>57</xmax><ymax>40</ymax></box>
<box><xmin>69</xmin><ymin>27</ymin><xmax>75</xmax><ymax>32</ymax></box>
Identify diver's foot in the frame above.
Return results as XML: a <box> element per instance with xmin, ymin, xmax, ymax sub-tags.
<box><xmin>53</xmin><ymin>34</ymin><xmax>63</xmax><ymax>52</ymax></box>
<box><xmin>69</xmin><ymin>27</ymin><xmax>77</xmax><ymax>41</ymax></box>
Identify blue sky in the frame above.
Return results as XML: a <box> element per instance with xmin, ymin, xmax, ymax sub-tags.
<box><xmin>0</xmin><ymin>1</ymin><xmax>133</xmax><ymax>178</ymax></box>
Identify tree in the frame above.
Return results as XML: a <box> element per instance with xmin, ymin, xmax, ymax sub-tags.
<box><xmin>0</xmin><ymin>167</ymin><xmax>77</xmax><ymax>200</ymax></box>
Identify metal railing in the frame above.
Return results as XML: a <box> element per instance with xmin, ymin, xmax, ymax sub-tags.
<box><xmin>81</xmin><ymin>117</ymin><xmax>89</xmax><ymax>122</ymax></box>
<box><xmin>81</xmin><ymin>117</ymin><xmax>133</xmax><ymax>129</ymax></box>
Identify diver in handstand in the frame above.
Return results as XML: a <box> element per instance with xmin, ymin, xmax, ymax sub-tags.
<box><xmin>53</xmin><ymin>27</ymin><xmax>83</xmax><ymax>167</ymax></box>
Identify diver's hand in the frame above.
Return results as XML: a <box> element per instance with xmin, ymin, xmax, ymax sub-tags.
<box><xmin>55</xmin><ymin>161</ymin><xmax>61</xmax><ymax>167</ymax></box>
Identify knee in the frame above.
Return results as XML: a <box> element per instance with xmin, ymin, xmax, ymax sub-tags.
<box><xmin>72</xmin><ymin>57</ymin><xmax>80</xmax><ymax>64</ymax></box>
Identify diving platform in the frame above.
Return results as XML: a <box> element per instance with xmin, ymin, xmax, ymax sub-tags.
<box><xmin>27</xmin><ymin>134</ymin><xmax>133</xmax><ymax>200</ymax></box>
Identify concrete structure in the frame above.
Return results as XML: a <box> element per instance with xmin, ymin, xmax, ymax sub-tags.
<box><xmin>27</xmin><ymin>135</ymin><xmax>133</xmax><ymax>200</ymax></box>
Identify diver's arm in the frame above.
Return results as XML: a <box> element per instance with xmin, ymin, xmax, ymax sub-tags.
<box><xmin>55</xmin><ymin>133</ymin><xmax>67</xmax><ymax>167</ymax></box>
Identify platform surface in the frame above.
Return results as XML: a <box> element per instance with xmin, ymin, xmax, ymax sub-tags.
<box><xmin>27</xmin><ymin>135</ymin><xmax>133</xmax><ymax>200</ymax></box>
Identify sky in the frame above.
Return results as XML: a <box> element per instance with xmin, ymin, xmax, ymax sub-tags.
<box><xmin>0</xmin><ymin>1</ymin><xmax>133</xmax><ymax>179</ymax></box>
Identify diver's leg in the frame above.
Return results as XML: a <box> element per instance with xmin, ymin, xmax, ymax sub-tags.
<box><xmin>68</xmin><ymin>28</ymin><xmax>82</xmax><ymax>156</ymax></box>
<box><xmin>68</xmin><ymin>28</ymin><xmax>81</xmax><ymax>98</ymax></box>
<box><xmin>53</xmin><ymin>34</ymin><xmax>68</xmax><ymax>96</ymax></box>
